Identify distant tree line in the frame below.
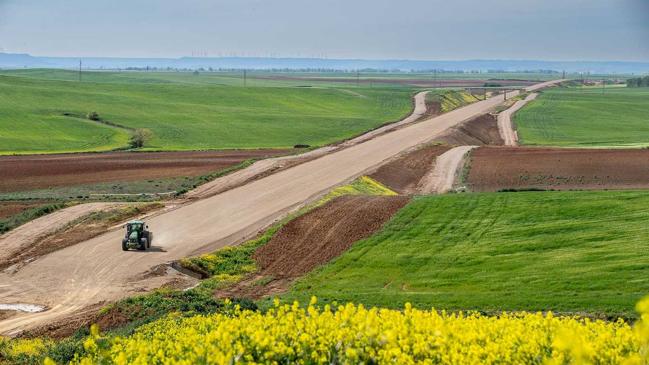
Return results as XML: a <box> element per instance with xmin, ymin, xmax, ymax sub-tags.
<box><xmin>95</xmin><ymin>66</ymin><xmax>565</xmax><ymax>74</ymax></box>
<box><xmin>627</xmin><ymin>76</ymin><xmax>649</xmax><ymax>87</ymax></box>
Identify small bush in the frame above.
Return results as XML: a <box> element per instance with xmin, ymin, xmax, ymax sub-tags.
<box><xmin>129</xmin><ymin>128</ymin><xmax>152</xmax><ymax>149</ymax></box>
<box><xmin>86</xmin><ymin>111</ymin><xmax>100</xmax><ymax>121</ymax></box>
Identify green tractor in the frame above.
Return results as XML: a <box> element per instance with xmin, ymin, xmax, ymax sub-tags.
<box><xmin>122</xmin><ymin>220</ymin><xmax>153</xmax><ymax>251</ymax></box>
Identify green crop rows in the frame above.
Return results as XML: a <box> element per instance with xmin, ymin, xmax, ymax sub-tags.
<box><xmin>515</xmin><ymin>86</ymin><xmax>649</xmax><ymax>148</ymax></box>
<box><xmin>286</xmin><ymin>190</ymin><xmax>649</xmax><ymax>317</ymax></box>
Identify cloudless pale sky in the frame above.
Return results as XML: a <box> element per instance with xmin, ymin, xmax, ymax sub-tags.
<box><xmin>0</xmin><ymin>0</ymin><xmax>647</xmax><ymax>61</ymax></box>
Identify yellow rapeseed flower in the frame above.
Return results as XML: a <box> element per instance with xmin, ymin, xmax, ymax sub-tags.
<box><xmin>66</xmin><ymin>298</ymin><xmax>649</xmax><ymax>364</ymax></box>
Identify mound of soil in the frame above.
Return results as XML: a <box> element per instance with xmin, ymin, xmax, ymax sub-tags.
<box><xmin>368</xmin><ymin>145</ymin><xmax>450</xmax><ymax>193</ymax></box>
<box><xmin>434</xmin><ymin>114</ymin><xmax>504</xmax><ymax>146</ymax></box>
<box><xmin>424</xmin><ymin>100</ymin><xmax>441</xmax><ymax>117</ymax></box>
<box><xmin>0</xmin><ymin>150</ymin><xmax>291</xmax><ymax>193</ymax></box>
<box><xmin>468</xmin><ymin>147</ymin><xmax>649</xmax><ymax>191</ymax></box>
<box><xmin>218</xmin><ymin>195</ymin><xmax>410</xmax><ymax>299</ymax></box>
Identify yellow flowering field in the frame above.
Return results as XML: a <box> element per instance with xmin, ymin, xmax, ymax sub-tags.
<box><xmin>61</xmin><ymin>297</ymin><xmax>649</xmax><ymax>365</ymax></box>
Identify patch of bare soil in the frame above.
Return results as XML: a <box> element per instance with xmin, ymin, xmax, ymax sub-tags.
<box><xmin>0</xmin><ymin>202</ymin><xmax>48</xmax><ymax>219</ymax></box>
<box><xmin>0</xmin><ymin>150</ymin><xmax>292</xmax><ymax>193</ymax></box>
<box><xmin>22</xmin><ymin>303</ymin><xmax>106</xmax><ymax>339</ymax></box>
<box><xmin>467</xmin><ymin>147</ymin><xmax>649</xmax><ymax>191</ymax></box>
<box><xmin>424</xmin><ymin>100</ymin><xmax>441</xmax><ymax>117</ymax></box>
<box><xmin>0</xmin><ymin>203</ymin><xmax>162</xmax><ymax>271</ymax></box>
<box><xmin>0</xmin><ymin>310</ymin><xmax>15</xmax><ymax>321</ymax></box>
<box><xmin>434</xmin><ymin>114</ymin><xmax>504</xmax><ymax>146</ymax></box>
<box><xmin>216</xmin><ymin>195</ymin><xmax>410</xmax><ymax>299</ymax></box>
<box><xmin>368</xmin><ymin>144</ymin><xmax>451</xmax><ymax>193</ymax></box>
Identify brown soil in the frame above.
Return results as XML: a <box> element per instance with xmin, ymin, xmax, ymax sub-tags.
<box><xmin>0</xmin><ymin>202</ymin><xmax>48</xmax><ymax>219</ymax></box>
<box><xmin>368</xmin><ymin>144</ymin><xmax>451</xmax><ymax>193</ymax></box>
<box><xmin>0</xmin><ymin>150</ymin><xmax>291</xmax><ymax>193</ymax></box>
<box><xmin>424</xmin><ymin>100</ymin><xmax>441</xmax><ymax>117</ymax></box>
<box><xmin>22</xmin><ymin>303</ymin><xmax>106</xmax><ymax>339</ymax></box>
<box><xmin>0</xmin><ymin>203</ymin><xmax>162</xmax><ymax>271</ymax></box>
<box><xmin>434</xmin><ymin>114</ymin><xmax>504</xmax><ymax>146</ymax></box>
<box><xmin>217</xmin><ymin>195</ymin><xmax>410</xmax><ymax>299</ymax></box>
<box><xmin>467</xmin><ymin>147</ymin><xmax>649</xmax><ymax>191</ymax></box>
<box><xmin>0</xmin><ymin>310</ymin><xmax>15</xmax><ymax>321</ymax></box>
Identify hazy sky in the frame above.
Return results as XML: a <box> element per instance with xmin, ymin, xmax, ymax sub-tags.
<box><xmin>1</xmin><ymin>0</ymin><xmax>648</xmax><ymax>61</ymax></box>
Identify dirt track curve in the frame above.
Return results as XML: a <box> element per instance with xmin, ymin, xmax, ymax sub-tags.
<box><xmin>0</xmin><ymin>80</ymin><xmax>562</xmax><ymax>335</ymax></box>
<box><xmin>498</xmin><ymin>93</ymin><xmax>538</xmax><ymax>146</ymax></box>
<box><xmin>419</xmin><ymin>146</ymin><xmax>477</xmax><ymax>193</ymax></box>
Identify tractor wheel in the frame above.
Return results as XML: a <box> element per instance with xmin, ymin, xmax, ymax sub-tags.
<box><xmin>122</xmin><ymin>240</ymin><xmax>128</xmax><ymax>251</ymax></box>
<box><xmin>138</xmin><ymin>238</ymin><xmax>148</xmax><ymax>251</ymax></box>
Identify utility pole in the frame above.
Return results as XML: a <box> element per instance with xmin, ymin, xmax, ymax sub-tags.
<box><xmin>356</xmin><ymin>70</ymin><xmax>360</xmax><ymax>88</ymax></box>
<box><xmin>78</xmin><ymin>60</ymin><xmax>82</xmax><ymax>82</ymax></box>
<box><xmin>602</xmin><ymin>79</ymin><xmax>605</xmax><ymax>94</ymax></box>
<box><xmin>504</xmin><ymin>89</ymin><xmax>507</xmax><ymax>100</ymax></box>
<box><xmin>243</xmin><ymin>69</ymin><xmax>247</xmax><ymax>87</ymax></box>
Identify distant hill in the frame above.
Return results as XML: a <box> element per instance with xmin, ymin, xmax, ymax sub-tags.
<box><xmin>0</xmin><ymin>53</ymin><xmax>647</xmax><ymax>74</ymax></box>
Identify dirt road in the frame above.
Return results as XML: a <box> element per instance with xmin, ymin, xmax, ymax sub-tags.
<box><xmin>419</xmin><ymin>146</ymin><xmax>477</xmax><ymax>193</ymax></box>
<box><xmin>187</xmin><ymin>91</ymin><xmax>429</xmax><ymax>199</ymax></box>
<box><xmin>498</xmin><ymin>93</ymin><xmax>538</xmax><ymax>146</ymax></box>
<box><xmin>0</xmin><ymin>80</ymin><xmax>562</xmax><ymax>335</ymax></box>
<box><xmin>0</xmin><ymin>203</ymin><xmax>126</xmax><ymax>268</ymax></box>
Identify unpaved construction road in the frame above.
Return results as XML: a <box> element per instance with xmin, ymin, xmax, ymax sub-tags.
<box><xmin>498</xmin><ymin>93</ymin><xmax>538</xmax><ymax>146</ymax></box>
<box><xmin>419</xmin><ymin>146</ymin><xmax>477</xmax><ymax>193</ymax></box>
<box><xmin>0</xmin><ymin>80</ymin><xmax>562</xmax><ymax>335</ymax></box>
<box><xmin>0</xmin><ymin>203</ymin><xmax>126</xmax><ymax>267</ymax></box>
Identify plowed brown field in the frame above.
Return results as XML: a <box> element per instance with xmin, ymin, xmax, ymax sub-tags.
<box><xmin>217</xmin><ymin>195</ymin><xmax>410</xmax><ymax>299</ymax></box>
<box><xmin>255</xmin><ymin>195</ymin><xmax>410</xmax><ymax>278</ymax></box>
<box><xmin>0</xmin><ymin>150</ymin><xmax>291</xmax><ymax>193</ymax></box>
<box><xmin>467</xmin><ymin>147</ymin><xmax>649</xmax><ymax>191</ymax></box>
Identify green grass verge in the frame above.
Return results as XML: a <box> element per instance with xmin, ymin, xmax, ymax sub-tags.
<box><xmin>0</xmin><ymin>70</ymin><xmax>413</xmax><ymax>154</ymax></box>
<box><xmin>285</xmin><ymin>190</ymin><xmax>649</xmax><ymax>318</ymax></box>
<box><xmin>515</xmin><ymin>87</ymin><xmax>649</xmax><ymax>147</ymax></box>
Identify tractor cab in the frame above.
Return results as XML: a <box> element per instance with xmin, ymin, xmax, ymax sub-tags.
<box><xmin>122</xmin><ymin>220</ymin><xmax>153</xmax><ymax>251</ymax></box>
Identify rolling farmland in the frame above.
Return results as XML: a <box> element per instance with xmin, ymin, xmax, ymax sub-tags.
<box><xmin>0</xmin><ymin>70</ymin><xmax>413</xmax><ymax>154</ymax></box>
<box><xmin>514</xmin><ymin>87</ymin><xmax>649</xmax><ymax>147</ymax></box>
<box><xmin>286</xmin><ymin>190</ymin><xmax>649</xmax><ymax>317</ymax></box>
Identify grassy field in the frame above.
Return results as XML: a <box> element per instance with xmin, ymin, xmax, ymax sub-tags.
<box><xmin>0</xmin><ymin>69</ymin><xmax>562</xmax><ymax>87</ymax></box>
<box><xmin>285</xmin><ymin>190</ymin><xmax>649</xmax><ymax>317</ymax></box>
<box><xmin>0</xmin><ymin>70</ymin><xmax>414</xmax><ymax>154</ymax></box>
<box><xmin>515</xmin><ymin>86</ymin><xmax>649</xmax><ymax>147</ymax></box>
